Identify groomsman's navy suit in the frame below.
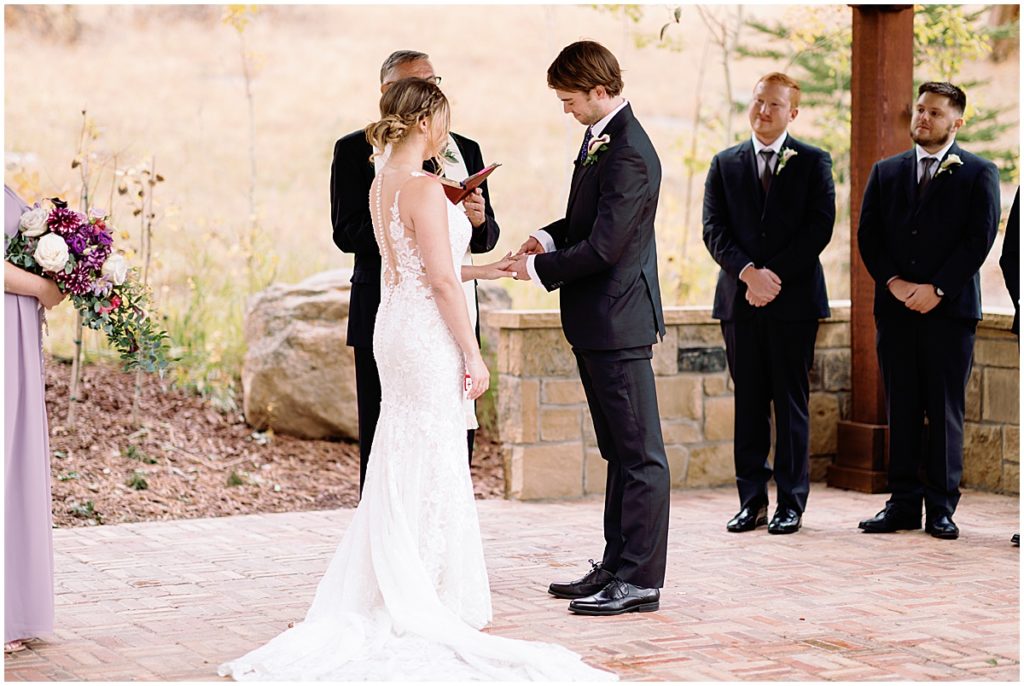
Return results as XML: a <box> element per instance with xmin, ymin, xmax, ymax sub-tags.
<box><xmin>702</xmin><ymin>133</ymin><xmax>836</xmax><ymax>515</ymax></box>
<box><xmin>533</xmin><ymin>103</ymin><xmax>670</xmax><ymax>589</ymax></box>
<box><xmin>331</xmin><ymin>130</ymin><xmax>500</xmax><ymax>492</ymax></box>
<box><xmin>858</xmin><ymin>141</ymin><xmax>999</xmax><ymax>518</ymax></box>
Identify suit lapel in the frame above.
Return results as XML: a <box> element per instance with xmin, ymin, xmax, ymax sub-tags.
<box><xmin>565</xmin><ymin>104</ymin><xmax>634</xmax><ymax>218</ymax></box>
<box><xmin>737</xmin><ymin>141</ymin><xmax>764</xmax><ymax>216</ymax></box>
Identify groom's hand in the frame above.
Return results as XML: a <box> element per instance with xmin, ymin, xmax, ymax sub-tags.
<box><xmin>740</xmin><ymin>267</ymin><xmax>782</xmax><ymax>304</ymax></box>
<box><xmin>462</xmin><ymin>189</ymin><xmax>486</xmax><ymax>227</ymax></box>
<box><xmin>510</xmin><ymin>255</ymin><xmax>532</xmax><ymax>281</ymax></box>
<box><xmin>515</xmin><ymin>236</ymin><xmax>544</xmax><ymax>257</ymax></box>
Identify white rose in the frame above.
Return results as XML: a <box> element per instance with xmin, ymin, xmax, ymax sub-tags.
<box><xmin>33</xmin><ymin>233</ymin><xmax>70</xmax><ymax>273</ymax></box>
<box><xmin>19</xmin><ymin>207</ymin><xmax>49</xmax><ymax>238</ymax></box>
<box><xmin>101</xmin><ymin>253</ymin><xmax>129</xmax><ymax>285</ymax></box>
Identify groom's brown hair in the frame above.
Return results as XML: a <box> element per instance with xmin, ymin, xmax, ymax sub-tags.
<box><xmin>547</xmin><ymin>41</ymin><xmax>623</xmax><ymax>96</ymax></box>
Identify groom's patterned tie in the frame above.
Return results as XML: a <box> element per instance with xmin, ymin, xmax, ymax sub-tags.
<box><xmin>576</xmin><ymin>126</ymin><xmax>594</xmax><ymax>165</ymax></box>
<box><xmin>759</xmin><ymin>149</ymin><xmax>775</xmax><ymax>194</ymax></box>
<box><xmin>918</xmin><ymin>157</ymin><xmax>937</xmax><ymax>195</ymax></box>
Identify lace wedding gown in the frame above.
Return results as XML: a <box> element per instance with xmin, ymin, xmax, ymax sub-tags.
<box><xmin>218</xmin><ymin>168</ymin><xmax>616</xmax><ymax>681</ymax></box>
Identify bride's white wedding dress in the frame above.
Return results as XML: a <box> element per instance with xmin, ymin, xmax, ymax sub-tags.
<box><xmin>218</xmin><ymin>165</ymin><xmax>616</xmax><ymax>681</ymax></box>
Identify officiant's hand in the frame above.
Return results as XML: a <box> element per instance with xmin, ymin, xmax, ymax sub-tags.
<box><xmin>463</xmin><ymin>189</ymin><xmax>486</xmax><ymax>227</ymax></box>
<box><xmin>515</xmin><ymin>236</ymin><xmax>544</xmax><ymax>257</ymax></box>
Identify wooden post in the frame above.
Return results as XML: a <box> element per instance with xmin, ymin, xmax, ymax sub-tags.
<box><xmin>828</xmin><ymin>5</ymin><xmax>914</xmax><ymax>492</ymax></box>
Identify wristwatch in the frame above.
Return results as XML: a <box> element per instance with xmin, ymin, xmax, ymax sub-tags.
<box><xmin>934</xmin><ymin>286</ymin><xmax>944</xmax><ymax>298</ymax></box>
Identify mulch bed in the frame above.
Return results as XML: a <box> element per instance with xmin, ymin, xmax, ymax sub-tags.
<box><xmin>42</xmin><ymin>357</ymin><xmax>505</xmax><ymax>528</ymax></box>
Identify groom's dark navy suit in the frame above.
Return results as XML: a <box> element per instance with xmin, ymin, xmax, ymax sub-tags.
<box><xmin>533</xmin><ymin>103</ymin><xmax>670</xmax><ymax>589</ymax></box>
<box><xmin>702</xmin><ymin>134</ymin><xmax>835</xmax><ymax>515</ymax></box>
<box><xmin>331</xmin><ymin>130</ymin><xmax>500</xmax><ymax>491</ymax></box>
<box><xmin>858</xmin><ymin>141</ymin><xmax>999</xmax><ymax>518</ymax></box>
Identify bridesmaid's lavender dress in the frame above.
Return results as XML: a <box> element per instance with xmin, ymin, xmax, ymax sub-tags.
<box><xmin>4</xmin><ymin>185</ymin><xmax>54</xmax><ymax>643</ymax></box>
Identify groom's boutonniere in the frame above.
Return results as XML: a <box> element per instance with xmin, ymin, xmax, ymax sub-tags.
<box><xmin>936</xmin><ymin>154</ymin><xmax>963</xmax><ymax>177</ymax></box>
<box><xmin>776</xmin><ymin>147</ymin><xmax>798</xmax><ymax>173</ymax></box>
<box><xmin>583</xmin><ymin>134</ymin><xmax>611</xmax><ymax>166</ymax></box>
<box><xmin>442</xmin><ymin>146</ymin><xmax>459</xmax><ymax>165</ymax></box>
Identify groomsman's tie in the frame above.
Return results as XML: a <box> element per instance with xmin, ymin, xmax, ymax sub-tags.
<box><xmin>918</xmin><ymin>157</ymin><xmax>937</xmax><ymax>195</ymax></box>
<box><xmin>577</xmin><ymin>126</ymin><xmax>594</xmax><ymax>165</ymax></box>
<box><xmin>759</xmin><ymin>150</ymin><xmax>775</xmax><ymax>193</ymax></box>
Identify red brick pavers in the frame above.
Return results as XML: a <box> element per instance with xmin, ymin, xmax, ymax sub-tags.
<box><xmin>5</xmin><ymin>487</ymin><xmax>1019</xmax><ymax>681</ymax></box>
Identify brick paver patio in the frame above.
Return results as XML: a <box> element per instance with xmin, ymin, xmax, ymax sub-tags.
<box><xmin>5</xmin><ymin>487</ymin><xmax>1019</xmax><ymax>681</ymax></box>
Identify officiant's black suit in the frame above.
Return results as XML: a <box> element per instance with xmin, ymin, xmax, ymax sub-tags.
<box><xmin>331</xmin><ymin>130</ymin><xmax>500</xmax><ymax>491</ymax></box>
<box><xmin>702</xmin><ymin>134</ymin><xmax>835</xmax><ymax>516</ymax></box>
<box><xmin>858</xmin><ymin>142</ymin><xmax>999</xmax><ymax>518</ymax></box>
<box><xmin>533</xmin><ymin>104</ymin><xmax>670</xmax><ymax>589</ymax></box>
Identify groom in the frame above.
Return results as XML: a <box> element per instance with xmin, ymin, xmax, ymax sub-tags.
<box><xmin>512</xmin><ymin>40</ymin><xmax>669</xmax><ymax>616</ymax></box>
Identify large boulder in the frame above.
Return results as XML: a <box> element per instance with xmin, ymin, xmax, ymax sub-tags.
<box><xmin>242</xmin><ymin>269</ymin><xmax>357</xmax><ymax>439</ymax></box>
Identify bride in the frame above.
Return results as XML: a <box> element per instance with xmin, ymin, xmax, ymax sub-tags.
<box><xmin>218</xmin><ymin>78</ymin><xmax>616</xmax><ymax>681</ymax></box>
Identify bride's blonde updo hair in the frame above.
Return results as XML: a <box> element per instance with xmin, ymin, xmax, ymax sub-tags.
<box><xmin>365</xmin><ymin>77</ymin><xmax>450</xmax><ymax>164</ymax></box>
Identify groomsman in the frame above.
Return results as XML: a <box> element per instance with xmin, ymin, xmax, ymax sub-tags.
<box><xmin>330</xmin><ymin>50</ymin><xmax>500</xmax><ymax>493</ymax></box>
<box><xmin>702</xmin><ymin>73</ymin><xmax>836</xmax><ymax>535</ymax></box>
<box><xmin>857</xmin><ymin>81</ymin><xmax>1000</xmax><ymax>539</ymax></box>
<box><xmin>512</xmin><ymin>41</ymin><xmax>669</xmax><ymax>615</ymax></box>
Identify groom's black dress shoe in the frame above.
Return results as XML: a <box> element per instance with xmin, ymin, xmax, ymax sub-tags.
<box><xmin>568</xmin><ymin>579</ymin><xmax>660</xmax><ymax>616</ymax></box>
<box><xmin>858</xmin><ymin>506</ymin><xmax>921</xmax><ymax>533</ymax></box>
<box><xmin>548</xmin><ymin>560</ymin><xmax>615</xmax><ymax>599</ymax></box>
<box><xmin>727</xmin><ymin>505</ymin><xmax>768</xmax><ymax>532</ymax></box>
<box><xmin>925</xmin><ymin>515</ymin><xmax>959</xmax><ymax>540</ymax></box>
<box><xmin>767</xmin><ymin>507</ymin><xmax>801</xmax><ymax>535</ymax></box>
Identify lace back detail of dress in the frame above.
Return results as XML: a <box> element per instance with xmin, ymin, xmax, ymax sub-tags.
<box><xmin>371</xmin><ymin>172</ymin><xmax>430</xmax><ymax>296</ymax></box>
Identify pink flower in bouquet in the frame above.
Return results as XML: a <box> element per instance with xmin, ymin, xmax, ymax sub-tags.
<box><xmin>98</xmin><ymin>295</ymin><xmax>122</xmax><ymax>316</ymax></box>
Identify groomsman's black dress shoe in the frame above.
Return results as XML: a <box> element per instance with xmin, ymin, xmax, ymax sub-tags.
<box><xmin>1012</xmin><ymin>533</ymin><xmax>1019</xmax><ymax>547</ymax></box>
<box><xmin>727</xmin><ymin>505</ymin><xmax>768</xmax><ymax>532</ymax></box>
<box><xmin>568</xmin><ymin>579</ymin><xmax>660</xmax><ymax>616</ymax></box>
<box><xmin>548</xmin><ymin>559</ymin><xmax>615</xmax><ymax>599</ymax></box>
<box><xmin>858</xmin><ymin>507</ymin><xmax>921</xmax><ymax>533</ymax></box>
<box><xmin>925</xmin><ymin>515</ymin><xmax>959</xmax><ymax>540</ymax></box>
<box><xmin>767</xmin><ymin>507</ymin><xmax>801</xmax><ymax>535</ymax></box>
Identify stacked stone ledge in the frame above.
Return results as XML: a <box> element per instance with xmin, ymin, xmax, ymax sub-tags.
<box><xmin>490</xmin><ymin>304</ymin><xmax>1019</xmax><ymax>501</ymax></box>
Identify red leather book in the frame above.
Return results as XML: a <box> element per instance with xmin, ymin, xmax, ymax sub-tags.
<box><xmin>433</xmin><ymin>163</ymin><xmax>501</xmax><ymax>204</ymax></box>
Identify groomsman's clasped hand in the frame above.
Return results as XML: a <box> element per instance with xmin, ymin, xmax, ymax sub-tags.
<box><xmin>887</xmin><ymin>277</ymin><xmax>941</xmax><ymax>314</ymax></box>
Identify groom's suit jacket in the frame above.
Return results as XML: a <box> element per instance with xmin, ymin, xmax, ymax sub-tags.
<box><xmin>330</xmin><ymin>130</ymin><xmax>501</xmax><ymax>348</ymax></box>
<box><xmin>857</xmin><ymin>141</ymin><xmax>1000</xmax><ymax>322</ymax></box>
<box><xmin>533</xmin><ymin>104</ymin><xmax>666</xmax><ymax>350</ymax></box>
<box><xmin>702</xmin><ymin>134</ymin><xmax>835</xmax><ymax>322</ymax></box>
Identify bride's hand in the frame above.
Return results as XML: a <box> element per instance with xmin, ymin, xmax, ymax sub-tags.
<box><xmin>465</xmin><ymin>353</ymin><xmax>490</xmax><ymax>401</ymax></box>
<box><xmin>477</xmin><ymin>251</ymin><xmax>517</xmax><ymax>280</ymax></box>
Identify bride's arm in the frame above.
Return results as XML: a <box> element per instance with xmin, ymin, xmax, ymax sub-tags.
<box><xmin>405</xmin><ymin>178</ymin><xmax>489</xmax><ymax>400</ymax></box>
<box><xmin>462</xmin><ymin>252</ymin><xmax>515</xmax><ymax>282</ymax></box>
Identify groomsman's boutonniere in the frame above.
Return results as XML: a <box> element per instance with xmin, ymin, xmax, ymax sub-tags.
<box><xmin>442</xmin><ymin>146</ymin><xmax>460</xmax><ymax>165</ymax></box>
<box><xmin>583</xmin><ymin>134</ymin><xmax>611</xmax><ymax>166</ymax></box>
<box><xmin>936</xmin><ymin>154</ymin><xmax>963</xmax><ymax>177</ymax></box>
<box><xmin>776</xmin><ymin>147</ymin><xmax>798</xmax><ymax>173</ymax></box>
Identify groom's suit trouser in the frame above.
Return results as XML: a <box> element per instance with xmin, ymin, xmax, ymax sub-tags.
<box><xmin>573</xmin><ymin>345</ymin><xmax>670</xmax><ymax>589</ymax></box>
<box><xmin>354</xmin><ymin>346</ymin><xmax>476</xmax><ymax>495</ymax></box>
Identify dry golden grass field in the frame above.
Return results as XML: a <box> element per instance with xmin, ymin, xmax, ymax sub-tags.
<box><xmin>4</xmin><ymin>5</ymin><xmax>1018</xmax><ymax>388</ymax></box>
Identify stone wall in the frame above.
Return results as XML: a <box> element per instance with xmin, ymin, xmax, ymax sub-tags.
<box><xmin>489</xmin><ymin>305</ymin><xmax>1019</xmax><ymax>500</ymax></box>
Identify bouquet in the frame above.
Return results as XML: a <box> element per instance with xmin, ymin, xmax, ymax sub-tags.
<box><xmin>5</xmin><ymin>198</ymin><xmax>170</xmax><ymax>372</ymax></box>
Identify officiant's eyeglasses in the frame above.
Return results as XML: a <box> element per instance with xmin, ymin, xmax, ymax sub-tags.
<box><xmin>425</xmin><ymin>76</ymin><xmax>442</xmax><ymax>86</ymax></box>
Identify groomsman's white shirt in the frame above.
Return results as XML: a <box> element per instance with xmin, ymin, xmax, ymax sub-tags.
<box><xmin>526</xmin><ymin>99</ymin><xmax>631</xmax><ymax>286</ymax></box>
<box><xmin>442</xmin><ymin>133</ymin><xmax>480</xmax><ymax>431</ymax></box>
<box><xmin>738</xmin><ymin>130</ymin><xmax>789</xmax><ymax>280</ymax></box>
